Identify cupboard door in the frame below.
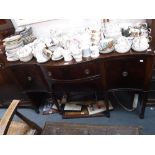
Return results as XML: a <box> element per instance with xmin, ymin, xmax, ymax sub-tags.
<box><xmin>0</xmin><ymin>61</ymin><xmax>21</xmax><ymax>105</ymax></box>
<box><xmin>8</xmin><ymin>64</ymin><xmax>49</xmax><ymax>92</ymax></box>
<box><xmin>104</xmin><ymin>58</ymin><xmax>146</xmax><ymax>89</ymax></box>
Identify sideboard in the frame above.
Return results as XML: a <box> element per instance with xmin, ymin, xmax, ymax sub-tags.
<box><xmin>0</xmin><ymin>48</ymin><xmax>155</xmax><ymax>118</ymax></box>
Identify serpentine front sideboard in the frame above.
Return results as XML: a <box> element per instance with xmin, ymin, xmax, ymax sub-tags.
<box><xmin>0</xmin><ymin>49</ymin><xmax>155</xmax><ymax>118</ymax></box>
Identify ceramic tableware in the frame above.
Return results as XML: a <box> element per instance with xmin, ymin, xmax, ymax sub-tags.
<box><xmin>99</xmin><ymin>38</ymin><xmax>115</xmax><ymax>54</ymax></box>
<box><xmin>115</xmin><ymin>36</ymin><xmax>131</xmax><ymax>53</ymax></box>
<box><xmin>61</xmin><ymin>49</ymin><xmax>73</xmax><ymax>62</ymax></box>
<box><xmin>90</xmin><ymin>45</ymin><xmax>100</xmax><ymax>58</ymax></box>
<box><xmin>72</xmin><ymin>48</ymin><xmax>82</xmax><ymax>62</ymax></box>
<box><xmin>132</xmin><ymin>36</ymin><xmax>150</xmax><ymax>52</ymax></box>
<box><xmin>82</xmin><ymin>45</ymin><xmax>91</xmax><ymax>58</ymax></box>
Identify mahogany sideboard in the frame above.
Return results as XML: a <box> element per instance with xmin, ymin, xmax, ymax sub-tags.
<box><xmin>0</xmin><ymin>49</ymin><xmax>155</xmax><ymax>118</ymax></box>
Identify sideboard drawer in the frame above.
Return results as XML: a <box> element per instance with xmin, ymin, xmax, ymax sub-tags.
<box><xmin>44</xmin><ymin>62</ymin><xmax>101</xmax><ymax>81</ymax></box>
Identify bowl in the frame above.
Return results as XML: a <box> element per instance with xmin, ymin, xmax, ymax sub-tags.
<box><xmin>115</xmin><ymin>44</ymin><xmax>131</xmax><ymax>53</ymax></box>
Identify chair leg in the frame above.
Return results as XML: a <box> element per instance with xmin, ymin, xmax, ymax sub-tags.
<box><xmin>16</xmin><ymin>111</ymin><xmax>42</xmax><ymax>134</ymax></box>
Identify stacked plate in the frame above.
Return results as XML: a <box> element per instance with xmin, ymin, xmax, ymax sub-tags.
<box><xmin>16</xmin><ymin>27</ymin><xmax>36</xmax><ymax>45</ymax></box>
<box><xmin>3</xmin><ymin>35</ymin><xmax>24</xmax><ymax>61</ymax></box>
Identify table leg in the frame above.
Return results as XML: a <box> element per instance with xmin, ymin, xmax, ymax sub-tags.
<box><xmin>104</xmin><ymin>91</ymin><xmax>110</xmax><ymax>118</ymax></box>
<box><xmin>139</xmin><ymin>92</ymin><xmax>147</xmax><ymax>119</ymax></box>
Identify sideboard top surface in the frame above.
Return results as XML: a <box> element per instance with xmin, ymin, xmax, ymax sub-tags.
<box><xmin>2</xmin><ymin>49</ymin><xmax>155</xmax><ymax>68</ymax></box>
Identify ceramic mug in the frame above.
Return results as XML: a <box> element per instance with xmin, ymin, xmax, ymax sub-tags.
<box><xmin>82</xmin><ymin>45</ymin><xmax>91</xmax><ymax>58</ymax></box>
<box><xmin>90</xmin><ymin>45</ymin><xmax>99</xmax><ymax>58</ymax></box>
<box><xmin>140</xmin><ymin>28</ymin><xmax>151</xmax><ymax>38</ymax></box>
<box><xmin>129</xmin><ymin>27</ymin><xmax>141</xmax><ymax>37</ymax></box>
<box><xmin>53</xmin><ymin>47</ymin><xmax>63</xmax><ymax>59</ymax></box>
<box><xmin>72</xmin><ymin>49</ymin><xmax>82</xmax><ymax>62</ymax></box>
<box><xmin>43</xmin><ymin>48</ymin><xmax>53</xmax><ymax>58</ymax></box>
<box><xmin>62</xmin><ymin>49</ymin><xmax>73</xmax><ymax>62</ymax></box>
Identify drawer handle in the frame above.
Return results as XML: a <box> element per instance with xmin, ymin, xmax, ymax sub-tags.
<box><xmin>48</xmin><ymin>71</ymin><xmax>52</xmax><ymax>77</ymax></box>
<box><xmin>27</xmin><ymin>76</ymin><xmax>32</xmax><ymax>81</ymax></box>
<box><xmin>84</xmin><ymin>69</ymin><xmax>90</xmax><ymax>75</ymax></box>
<box><xmin>0</xmin><ymin>63</ymin><xmax>4</xmax><ymax>68</ymax></box>
<box><xmin>122</xmin><ymin>71</ymin><xmax>128</xmax><ymax>77</ymax></box>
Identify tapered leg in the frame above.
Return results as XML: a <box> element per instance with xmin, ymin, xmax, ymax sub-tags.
<box><xmin>139</xmin><ymin>92</ymin><xmax>147</xmax><ymax>119</ymax></box>
<box><xmin>50</xmin><ymin>84</ymin><xmax>62</xmax><ymax>114</ymax></box>
<box><xmin>104</xmin><ymin>91</ymin><xmax>110</xmax><ymax>118</ymax></box>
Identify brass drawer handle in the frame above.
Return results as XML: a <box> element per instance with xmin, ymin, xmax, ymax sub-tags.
<box><xmin>0</xmin><ymin>63</ymin><xmax>4</xmax><ymax>68</ymax></box>
<box><xmin>27</xmin><ymin>76</ymin><xmax>32</xmax><ymax>81</ymax></box>
<box><xmin>48</xmin><ymin>71</ymin><xmax>52</xmax><ymax>77</ymax></box>
<box><xmin>84</xmin><ymin>69</ymin><xmax>90</xmax><ymax>75</ymax></box>
<box><xmin>122</xmin><ymin>71</ymin><xmax>128</xmax><ymax>77</ymax></box>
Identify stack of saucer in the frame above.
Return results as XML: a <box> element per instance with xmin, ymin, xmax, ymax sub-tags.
<box><xmin>3</xmin><ymin>35</ymin><xmax>24</xmax><ymax>61</ymax></box>
<box><xmin>16</xmin><ymin>27</ymin><xmax>36</xmax><ymax>45</ymax></box>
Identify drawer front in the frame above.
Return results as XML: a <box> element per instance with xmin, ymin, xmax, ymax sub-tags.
<box><xmin>44</xmin><ymin>62</ymin><xmax>101</xmax><ymax>81</ymax></box>
<box><xmin>105</xmin><ymin>58</ymin><xmax>146</xmax><ymax>89</ymax></box>
<box><xmin>9</xmin><ymin>65</ymin><xmax>48</xmax><ymax>91</ymax></box>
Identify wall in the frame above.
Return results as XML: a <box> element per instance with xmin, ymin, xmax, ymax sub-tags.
<box><xmin>11</xmin><ymin>19</ymin><xmax>146</xmax><ymax>39</ymax></box>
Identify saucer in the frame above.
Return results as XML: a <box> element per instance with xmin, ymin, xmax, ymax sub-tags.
<box><xmin>132</xmin><ymin>44</ymin><xmax>149</xmax><ymax>52</ymax></box>
<box><xmin>3</xmin><ymin>35</ymin><xmax>21</xmax><ymax>42</ymax></box>
<box><xmin>91</xmin><ymin>53</ymin><xmax>100</xmax><ymax>58</ymax></box>
<box><xmin>7</xmin><ymin>57</ymin><xmax>19</xmax><ymax>62</ymax></box>
<box><xmin>99</xmin><ymin>47</ymin><xmax>114</xmax><ymax>54</ymax></box>
<box><xmin>36</xmin><ymin>57</ymin><xmax>50</xmax><ymax>63</ymax></box>
<box><xmin>52</xmin><ymin>56</ymin><xmax>63</xmax><ymax>61</ymax></box>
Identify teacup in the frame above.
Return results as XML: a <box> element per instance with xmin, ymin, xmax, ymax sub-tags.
<box><xmin>99</xmin><ymin>38</ymin><xmax>114</xmax><ymax>51</ymax></box>
<box><xmin>136</xmin><ymin>22</ymin><xmax>148</xmax><ymax>29</ymax></box>
<box><xmin>43</xmin><ymin>48</ymin><xmax>53</xmax><ymax>58</ymax></box>
<box><xmin>140</xmin><ymin>28</ymin><xmax>151</xmax><ymax>38</ymax></box>
<box><xmin>72</xmin><ymin>49</ymin><xmax>82</xmax><ymax>62</ymax></box>
<box><xmin>82</xmin><ymin>45</ymin><xmax>91</xmax><ymax>58</ymax></box>
<box><xmin>62</xmin><ymin>49</ymin><xmax>73</xmax><ymax>62</ymax></box>
<box><xmin>53</xmin><ymin>47</ymin><xmax>63</xmax><ymax>59</ymax></box>
<box><xmin>90</xmin><ymin>45</ymin><xmax>99</xmax><ymax>58</ymax></box>
<box><xmin>129</xmin><ymin>27</ymin><xmax>141</xmax><ymax>37</ymax></box>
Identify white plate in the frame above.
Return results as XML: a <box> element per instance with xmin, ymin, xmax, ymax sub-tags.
<box><xmin>5</xmin><ymin>41</ymin><xmax>24</xmax><ymax>50</ymax></box>
<box><xmin>3</xmin><ymin>35</ymin><xmax>21</xmax><ymax>42</ymax></box>
<box><xmin>7</xmin><ymin>57</ymin><xmax>19</xmax><ymax>62</ymax></box>
<box><xmin>51</xmin><ymin>56</ymin><xmax>63</xmax><ymax>61</ymax></box>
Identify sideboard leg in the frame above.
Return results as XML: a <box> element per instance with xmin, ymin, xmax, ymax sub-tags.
<box><xmin>104</xmin><ymin>92</ymin><xmax>110</xmax><ymax>118</ymax></box>
<box><xmin>139</xmin><ymin>92</ymin><xmax>147</xmax><ymax>119</ymax></box>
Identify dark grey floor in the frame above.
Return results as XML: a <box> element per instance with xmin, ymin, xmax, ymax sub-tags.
<box><xmin>1</xmin><ymin>106</ymin><xmax>155</xmax><ymax>135</ymax></box>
